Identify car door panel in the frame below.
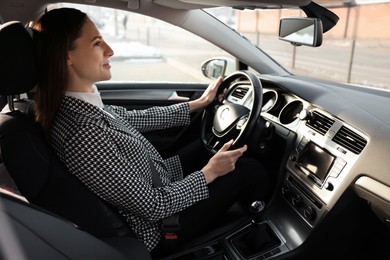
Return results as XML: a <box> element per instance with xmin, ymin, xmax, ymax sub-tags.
<box><xmin>96</xmin><ymin>82</ymin><xmax>209</xmax><ymax>157</ymax></box>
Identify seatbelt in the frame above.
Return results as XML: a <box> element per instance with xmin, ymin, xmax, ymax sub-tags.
<box><xmin>103</xmin><ymin>105</ymin><xmax>180</xmax><ymax>248</ymax></box>
<box><xmin>148</xmin><ymin>157</ymin><xmax>180</xmax><ymax>250</ymax></box>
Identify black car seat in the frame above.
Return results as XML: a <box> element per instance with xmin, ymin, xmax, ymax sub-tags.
<box><xmin>0</xmin><ymin>191</ymin><xmax>131</xmax><ymax>260</ymax></box>
<box><xmin>0</xmin><ymin>21</ymin><xmax>150</xmax><ymax>258</ymax></box>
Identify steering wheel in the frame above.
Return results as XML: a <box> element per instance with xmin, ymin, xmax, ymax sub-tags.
<box><xmin>201</xmin><ymin>70</ymin><xmax>264</xmax><ymax>154</ymax></box>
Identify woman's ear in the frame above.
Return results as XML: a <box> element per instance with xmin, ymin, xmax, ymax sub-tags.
<box><xmin>67</xmin><ymin>54</ymin><xmax>72</xmax><ymax>66</ymax></box>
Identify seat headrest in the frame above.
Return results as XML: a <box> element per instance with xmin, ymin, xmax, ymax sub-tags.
<box><xmin>0</xmin><ymin>21</ymin><xmax>37</xmax><ymax>96</ymax></box>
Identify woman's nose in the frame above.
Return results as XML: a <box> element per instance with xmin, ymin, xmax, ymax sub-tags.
<box><xmin>105</xmin><ymin>42</ymin><xmax>114</xmax><ymax>57</ymax></box>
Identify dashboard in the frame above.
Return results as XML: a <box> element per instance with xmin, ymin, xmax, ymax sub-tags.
<box><xmin>96</xmin><ymin>75</ymin><xmax>390</xmax><ymax>258</ymax></box>
<box><xmin>224</xmin><ymin>76</ymin><xmax>390</xmax><ymax>232</ymax></box>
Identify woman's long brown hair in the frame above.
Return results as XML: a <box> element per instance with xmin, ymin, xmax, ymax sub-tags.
<box><xmin>33</xmin><ymin>8</ymin><xmax>87</xmax><ymax>135</ymax></box>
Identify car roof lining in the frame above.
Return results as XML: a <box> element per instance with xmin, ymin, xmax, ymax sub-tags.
<box><xmin>0</xmin><ymin>0</ymin><xmax>327</xmax><ymax>24</ymax></box>
<box><xmin>153</xmin><ymin>0</ymin><xmax>312</xmax><ymax>10</ymax></box>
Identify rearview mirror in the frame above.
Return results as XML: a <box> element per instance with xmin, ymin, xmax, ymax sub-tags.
<box><xmin>279</xmin><ymin>17</ymin><xmax>323</xmax><ymax>47</ymax></box>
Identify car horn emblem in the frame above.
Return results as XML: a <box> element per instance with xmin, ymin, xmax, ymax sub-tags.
<box><xmin>220</xmin><ymin>107</ymin><xmax>230</xmax><ymax>121</ymax></box>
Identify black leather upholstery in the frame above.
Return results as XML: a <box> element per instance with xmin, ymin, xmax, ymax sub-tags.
<box><xmin>0</xmin><ymin>21</ymin><xmax>149</xmax><ymax>258</ymax></box>
<box><xmin>0</xmin><ymin>21</ymin><xmax>37</xmax><ymax>95</ymax></box>
<box><xmin>0</xmin><ymin>112</ymin><xmax>132</xmax><ymax>237</ymax></box>
<box><xmin>0</xmin><ymin>192</ymin><xmax>151</xmax><ymax>260</ymax></box>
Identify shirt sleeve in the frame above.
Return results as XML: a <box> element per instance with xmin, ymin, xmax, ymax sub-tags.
<box><xmin>110</xmin><ymin>102</ymin><xmax>191</xmax><ymax>132</ymax></box>
<box><xmin>63</xmin><ymin>123</ymin><xmax>209</xmax><ymax>221</ymax></box>
<box><xmin>164</xmin><ymin>155</ymin><xmax>183</xmax><ymax>182</ymax></box>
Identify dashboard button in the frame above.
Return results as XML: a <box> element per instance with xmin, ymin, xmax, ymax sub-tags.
<box><xmin>303</xmin><ymin>205</ymin><xmax>316</xmax><ymax>221</ymax></box>
<box><xmin>291</xmin><ymin>194</ymin><xmax>302</xmax><ymax>207</ymax></box>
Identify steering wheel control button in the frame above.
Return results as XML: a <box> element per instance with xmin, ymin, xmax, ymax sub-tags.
<box><xmin>236</xmin><ymin>117</ymin><xmax>247</xmax><ymax>129</ymax></box>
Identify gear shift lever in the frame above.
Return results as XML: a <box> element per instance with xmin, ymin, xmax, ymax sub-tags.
<box><xmin>249</xmin><ymin>200</ymin><xmax>265</xmax><ymax>224</ymax></box>
<box><xmin>231</xmin><ymin>200</ymin><xmax>280</xmax><ymax>258</ymax></box>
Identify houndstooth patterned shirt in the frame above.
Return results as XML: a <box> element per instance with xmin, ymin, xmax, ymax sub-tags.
<box><xmin>50</xmin><ymin>96</ymin><xmax>209</xmax><ymax>251</ymax></box>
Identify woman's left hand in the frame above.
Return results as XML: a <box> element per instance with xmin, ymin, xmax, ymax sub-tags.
<box><xmin>189</xmin><ymin>76</ymin><xmax>224</xmax><ymax>113</ymax></box>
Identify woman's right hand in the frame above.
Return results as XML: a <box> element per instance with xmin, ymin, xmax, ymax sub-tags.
<box><xmin>201</xmin><ymin>140</ymin><xmax>247</xmax><ymax>184</ymax></box>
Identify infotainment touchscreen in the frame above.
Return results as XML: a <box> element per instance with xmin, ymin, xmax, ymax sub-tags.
<box><xmin>297</xmin><ymin>142</ymin><xmax>335</xmax><ymax>183</ymax></box>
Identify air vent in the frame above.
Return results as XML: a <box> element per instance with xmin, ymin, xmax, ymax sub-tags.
<box><xmin>332</xmin><ymin>126</ymin><xmax>367</xmax><ymax>154</ymax></box>
<box><xmin>231</xmin><ymin>87</ymin><xmax>249</xmax><ymax>99</ymax></box>
<box><xmin>305</xmin><ymin>111</ymin><xmax>335</xmax><ymax>135</ymax></box>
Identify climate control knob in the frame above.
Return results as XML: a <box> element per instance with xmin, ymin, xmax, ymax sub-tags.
<box><xmin>281</xmin><ymin>184</ymin><xmax>291</xmax><ymax>196</ymax></box>
<box><xmin>303</xmin><ymin>205</ymin><xmax>316</xmax><ymax>221</ymax></box>
<box><xmin>291</xmin><ymin>194</ymin><xmax>302</xmax><ymax>207</ymax></box>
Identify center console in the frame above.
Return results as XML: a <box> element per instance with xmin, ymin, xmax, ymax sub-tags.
<box><xmin>161</xmin><ymin>202</ymin><xmax>291</xmax><ymax>260</ymax></box>
<box><xmin>281</xmin><ymin>136</ymin><xmax>346</xmax><ymax>227</ymax></box>
<box><xmin>281</xmin><ymin>108</ymin><xmax>366</xmax><ymax>229</ymax></box>
<box><xmin>164</xmin><ymin>108</ymin><xmax>367</xmax><ymax>260</ymax></box>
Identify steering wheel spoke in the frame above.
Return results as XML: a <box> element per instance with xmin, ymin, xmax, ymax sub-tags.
<box><xmin>204</xmin><ymin>133</ymin><xmax>221</xmax><ymax>151</ymax></box>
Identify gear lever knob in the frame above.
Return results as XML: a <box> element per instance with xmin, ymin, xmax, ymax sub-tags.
<box><xmin>250</xmin><ymin>200</ymin><xmax>265</xmax><ymax>224</ymax></box>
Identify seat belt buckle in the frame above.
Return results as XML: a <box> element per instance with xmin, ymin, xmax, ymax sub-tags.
<box><xmin>161</xmin><ymin>224</ymin><xmax>180</xmax><ymax>239</ymax></box>
<box><xmin>161</xmin><ymin>231</ymin><xmax>179</xmax><ymax>251</ymax></box>
<box><xmin>163</xmin><ymin>232</ymin><xmax>178</xmax><ymax>240</ymax></box>
<box><xmin>161</xmin><ymin>222</ymin><xmax>180</xmax><ymax>240</ymax></box>
<box><xmin>161</xmin><ymin>213</ymin><xmax>180</xmax><ymax>241</ymax></box>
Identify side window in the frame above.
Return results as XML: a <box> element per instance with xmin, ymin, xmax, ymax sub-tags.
<box><xmin>50</xmin><ymin>3</ymin><xmax>233</xmax><ymax>82</ymax></box>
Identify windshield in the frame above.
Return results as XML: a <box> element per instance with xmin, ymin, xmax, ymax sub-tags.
<box><xmin>206</xmin><ymin>3</ymin><xmax>389</xmax><ymax>90</ymax></box>
<box><xmin>52</xmin><ymin>2</ymin><xmax>388</xmax><ymax>90</ymax></box>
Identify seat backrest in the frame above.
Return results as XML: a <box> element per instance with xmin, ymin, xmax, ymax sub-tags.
<box><xmin>0</xmin><ymin>21</ymin><xmax>132</xmax><ymax>238</ymax></box>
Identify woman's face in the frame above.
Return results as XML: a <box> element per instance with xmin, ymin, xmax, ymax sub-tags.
<box><xmin>67</xmin><ymin>18</ymin><xmax>114</xmax><ymax>92</ymax></box>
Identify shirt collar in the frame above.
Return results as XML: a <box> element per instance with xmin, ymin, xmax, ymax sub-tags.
<box><xmin>65</xmin><ymin>85</ymin><xmax>104</xmax><ymax>109</ymax></box>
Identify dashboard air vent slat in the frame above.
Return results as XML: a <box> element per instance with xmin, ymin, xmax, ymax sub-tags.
<box><xmin>231</xmin><ymin>87</ymin><xmax>249</xmax><ymax>99</ymax></box>
<box><xmin>332</xmin><ymin>126</ymin><xmax>367</xmax><ymax>154</ymax></box>
<box><xmin>305</xmin><ymin>111</ymin><xmax>335</xmax><ymax>135</ymax></box>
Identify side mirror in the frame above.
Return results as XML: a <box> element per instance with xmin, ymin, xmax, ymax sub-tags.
<box><xmin>279</xmin><ymin>17</ymin><xmax>323</xmax><ymax>47</ymax></box>
<box><xmin>201</xmin><ymin>57</ymin><xmax>236</xmax><ymax>79</ymax></box>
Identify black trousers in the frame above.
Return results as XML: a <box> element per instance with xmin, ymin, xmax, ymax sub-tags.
<box><xmin>152</xmin><ymin>140</ymin><xmax>270</xmax><ymax>257</ymax></box>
